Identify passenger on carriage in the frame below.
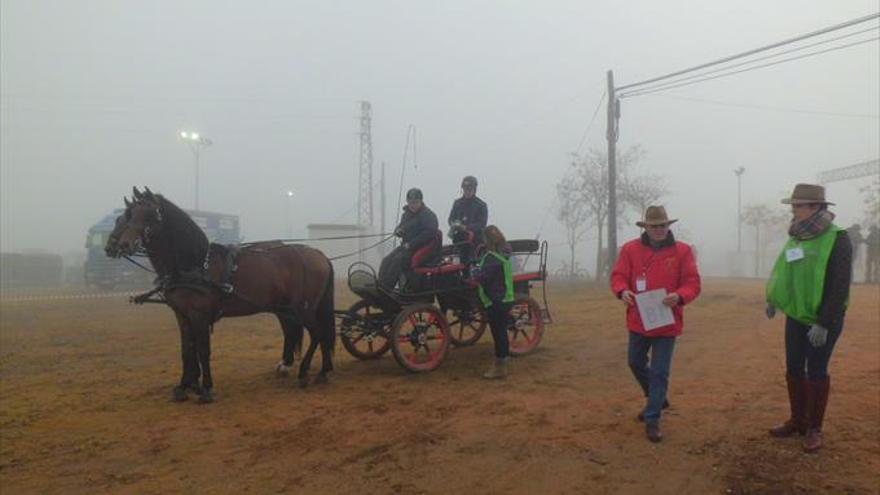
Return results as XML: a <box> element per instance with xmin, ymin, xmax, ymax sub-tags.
<box><xmin>378</xmin><ymin>187</ymin><xmax>441</xmax><ymax>291</ymax></box>
<box><xmin>448</xmin><ymin>175</ymin><xmax>488</xmax><ymax>266</ymax></box>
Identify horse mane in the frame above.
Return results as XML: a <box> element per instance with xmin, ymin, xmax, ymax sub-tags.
<box><xmin>153</xmin><ymin>194</ymin><xmax>209</xmax><ymax>274</ymax></box>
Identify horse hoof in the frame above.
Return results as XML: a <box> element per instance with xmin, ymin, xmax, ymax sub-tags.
<box><xmin>313</xmin><ymin>374</ymin><xmax>328</xmax><ymax>385</ymax></box>
<box><xmin>198</xmin><ymin>388</ymin><xmax>214</xmax><ymax>404</ymax></box>
<box><xmin>275</xmin><ymin>361</ymin><xmax>292</xmax><ymax>377</ymax></box>
<box><xmin>298</xmin><ymin>377</ymin><xmax>309</xmax><ymax>389</ymax></box>
<box><xmin>172</xmin><ymin>386</ymin><xmax>189</xmax><ymax>402</ymax></box>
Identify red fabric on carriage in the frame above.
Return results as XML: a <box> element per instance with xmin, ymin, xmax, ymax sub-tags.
<box><xmin>513</xmin><ymin>272</ymin><xmax>543</xmax><ymax>283</ymax></box>
<box><xmin>413</xmin><ymin>263</ymin><xmax>467</xmax><ymax>276</ymax></box>
<box><xmin>410</xmin><ymin>230</ymin><xmax>442</xmax><ymax>269</ymax></box>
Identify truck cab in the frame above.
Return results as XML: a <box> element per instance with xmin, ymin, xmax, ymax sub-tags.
<box><xmin>84</xmin><ymin>208</ymin><xmax>240</xmax><ymax>290</ymax></box>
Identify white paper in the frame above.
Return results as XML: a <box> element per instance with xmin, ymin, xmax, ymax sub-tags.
<box><xmin>786</xmin><ymin>247</ymin><xmax>804</xmax><ymax>262</ymax></box>
<box><xmin>635</xmin><ymin>289</ymin><xmax>675</xmax><ymax>331</ymax></box>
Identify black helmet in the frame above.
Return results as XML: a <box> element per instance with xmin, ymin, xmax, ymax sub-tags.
<box><xmin>461</xmin><ymin>176</ymin><xmax>478</xmax><ymax>189</ymax></box>
<box><xmin>406</xmin><ymin>187</ymin><xmax>423</xmax><ymax>201</ymax></box>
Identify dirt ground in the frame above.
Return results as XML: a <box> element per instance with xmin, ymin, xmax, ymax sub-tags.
<box><xmin>1</xmin><ymin>278</ymin><xmax>878</xmax><ymax>495</ymax></box>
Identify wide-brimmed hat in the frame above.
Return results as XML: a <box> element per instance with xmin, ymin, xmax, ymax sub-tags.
<box><xmin>636</xmin><ymin>206</ymin><xmax>678</xmax><ymax>228</ymax></box>
<box><xmin>781</xmin><ymin>183</ymin><xmax>835</xmax><ymax>205</ymax></box>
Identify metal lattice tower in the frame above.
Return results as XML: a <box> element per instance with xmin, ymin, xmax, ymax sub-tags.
<box><xmin>816</xmin><ymin>159</ymin><xmax>879</xmax><ymax>184</ymax></box>
<box><xmin>358</xmin><ymin>101</ymin><xmax>374</xmax><ymax>228</ymax></box>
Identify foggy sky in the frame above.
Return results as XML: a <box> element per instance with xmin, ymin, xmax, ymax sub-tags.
<box><xmin>2</xmin><ymin>0</ymin><xmax>878</xmax><ymax>275</ymax></box>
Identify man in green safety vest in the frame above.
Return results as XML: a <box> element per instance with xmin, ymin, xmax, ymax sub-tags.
<box><xmin>472</xmin><ymin>225</ymin><xmax>515</xmax><ymax>379</ymax></box>
<box><xmin>766</xmin><ymin>183</ymin><xmax>852</xmax><ymax>454</ymax></box>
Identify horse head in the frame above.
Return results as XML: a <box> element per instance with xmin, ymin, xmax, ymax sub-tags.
<box><xmin>113</xmin><ymin>189</ymin><xmax>164</xmax><ymax>256</ymax></box>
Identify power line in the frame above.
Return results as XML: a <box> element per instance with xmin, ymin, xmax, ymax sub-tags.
<box><xmin>574</xmin><ymin>90</ymin><xmax>607</xmax><ymax>156</ymax></box>
<box><xmin>640</xmin><ymin>94</ymin><xmax>880</xmax><ymax>119</ymax></box>
<box><xmin>619</xmin><ymin>25</ymin><xmax>879</xmax><ymax>97</ymax></box>
<box><xmin>621</xmin><ymin>36</ymin><xmax>879</xmax><ymax>98</ymax></box>
<box><xmin>617</xmin><ymin>12</ymin><xmax>880</xmax><ymax>91</ymax></box>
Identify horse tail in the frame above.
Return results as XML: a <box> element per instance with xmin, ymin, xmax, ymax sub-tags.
<box><xmin>318</xmin><ymin>259</ymin><xmax>336</xmax><ymax>357</ymax></box>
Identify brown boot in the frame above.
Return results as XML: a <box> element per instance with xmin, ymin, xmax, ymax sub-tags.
<box><xmin>769</xmin><ymin>373</ymin><xmax>807</xmax><ymax>437</ymax></box>
<box><xmin>804</xmin><ymin>376</ymin><xmax>830</xmax><ymax>453</ymax></box>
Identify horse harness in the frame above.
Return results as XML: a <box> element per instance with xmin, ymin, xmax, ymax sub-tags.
<box><xmin>131</xmin><ymin>242</ymin><xmax>312</xmax><ymax>323</ymax></box>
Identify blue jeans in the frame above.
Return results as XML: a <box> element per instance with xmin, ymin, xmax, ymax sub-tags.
<box><xmin>785</xmin><ymin>316</ymin><xmax>844</xmax><ymax>379</ymax></box>
<box><xmin>628</xmin><ymin>332</ymin><xmax>676</xmax><ymax>425</ymax></box>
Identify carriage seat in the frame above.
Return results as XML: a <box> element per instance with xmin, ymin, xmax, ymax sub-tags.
<box><xmin>409</xmin><ymin>230</ymin><xmax>442</xmax><ymax>269</ymax></box>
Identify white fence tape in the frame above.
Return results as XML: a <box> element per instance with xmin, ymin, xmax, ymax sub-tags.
<box><xmin>0</xmin><ymin>291</ymin><xmax>140</xmax><ymax>304</ymax></box>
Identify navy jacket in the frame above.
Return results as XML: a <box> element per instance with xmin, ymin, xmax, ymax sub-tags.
<box><xmin>396</xmin><ymin>205</ymin><xmax>439</xmax><ymax>250</ymax></box>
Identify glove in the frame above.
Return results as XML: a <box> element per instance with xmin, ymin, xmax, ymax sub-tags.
<box><xmin>807</xmin><ymin>324</ymin><xmax>828</xmax><ymax>348</ymax></box>
<box><xmin>394</xmin><ymin>227</ymin><xmax>404</xmax><ymax>237</ymax></box>
<box><xmin>765</xmin><ymin>304</ymin><xmax>776</xmax><ymax>319</ymax></box>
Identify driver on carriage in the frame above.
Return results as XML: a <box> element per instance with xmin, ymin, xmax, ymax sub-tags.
<box><xmin>378</xmin><ymin>187</ymin><xmax>441</xmax><ymax>291</ymax></box>
<box><xmin>448</xmin><ymin>175</ymin><xmax>488</xmax><ymax>266</ymax></box>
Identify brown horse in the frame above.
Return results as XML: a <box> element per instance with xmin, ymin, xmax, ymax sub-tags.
<box><xmin>106</xmin><ymin>187</ymin><xmax>335</xmax><ymax>402</ymax></box>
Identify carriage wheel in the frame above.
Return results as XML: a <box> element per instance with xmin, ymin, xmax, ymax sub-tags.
<box><xmin>391</xmin><ymin>304</ymin><xmax>450</xmax><ymax>372</ymax></box>
<box><xmin>447</xmin><ymin>307</ymin><xmax>488</xmax><ymax>347</ymax></box>
<box><xmin>508</xmin><ymin>296</ymin><xmax>544</xmax><ymax>356</ymax></box>
<box><xmin>340</xmin><ymin>300</ymin><xmax>392</xmax><ymax>360</ymax></box>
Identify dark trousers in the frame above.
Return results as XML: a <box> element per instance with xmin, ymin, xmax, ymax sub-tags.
<box><xmin>785</xmin><ymin>316</ymin><xmax>844</xmax><ymax>379</ymax></box>
<box><xmin>451</xmin><ymin>231</ymin><xmax>476</xmax><ymax>266</ymax></box>
<box><xmin>378</xmin><ymin>246</ymin><xmax>411</xmax><ymax>290</ymax></box>
<box><xmin>627</xmin><ymin>332</ymin><xmax>676</xmax><ymax>425</ymax></box>
<box><xmin>487</xmin><ymin>301</ymin><xmax>512</xmax><ymax>358</ymax></box>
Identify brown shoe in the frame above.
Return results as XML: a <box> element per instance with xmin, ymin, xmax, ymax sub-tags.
<box><xmin>637</xmin><ymin>399</ymin><xmax>670</xmax><ymax>422</ymax></box>
<box><xmin>803</xmin><ymin>376</ymin><xmax>830</xmax><ymax>453</ymax></box>
<box><xmin>646</xmin><ymin>423</ymin><xmax>662</xmax><ymax>443</ymax></box>
<box><xmin>769</xmin><ymin>373</ymin><xmax>807</xmax><ymax>437</ymax></box>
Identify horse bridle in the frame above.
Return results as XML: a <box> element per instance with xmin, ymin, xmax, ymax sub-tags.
<box><xmin>116</xmin><ymin>201</ymin><xmax>163</xmax><ymax>252</ymax></box>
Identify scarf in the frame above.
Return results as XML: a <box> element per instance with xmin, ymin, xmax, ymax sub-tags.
<box><xmin>788</xmin><ymin>209</ymin><xmax>835</xmax><ymax>240</ymax></box>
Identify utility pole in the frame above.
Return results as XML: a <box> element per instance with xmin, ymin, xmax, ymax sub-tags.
<box><xmin>606</xmin><ymin>70</ymin><xmax>619</xmax><ymax>275</ymax></box>
<box><xmin>734</xmin><ymin>167</ymin><xmax>745</xmax><ymax>252</ymax></box>
<box><xmin>358</xmin><ymin>101</ymin><xmax>374</xmax><ymax>261</ymax></box>
<box><xmin>380</xmin><ymin>160</ymin><xmax>387</xmax><ymax>257</ymax></box>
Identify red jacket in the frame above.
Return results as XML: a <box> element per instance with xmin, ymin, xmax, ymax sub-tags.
<box><xmin>610</xmin><ymin>233</ymin><xmax>701</xmax><ymax>337</ymax></box>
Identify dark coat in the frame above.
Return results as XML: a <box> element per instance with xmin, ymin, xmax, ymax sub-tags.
<box><xmin>818</xmin><ymin>231</ymin><xmax>853</xmax><ymax>329</ymax></box>
<box><xmin>396</xmin><ymin>205</ymin><xmax>439</xmax><ymax>250</ymax></box>
<box><xmin>448</xmin><ymin>196</ymin><xmax>488</xmax><ymax>241</ymax></box>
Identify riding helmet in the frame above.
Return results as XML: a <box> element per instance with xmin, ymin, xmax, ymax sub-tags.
<box><xmin>406</xmin><ymin>187</ymin><xmax>423</xmax><ymax>201</ymax></box>
<box><xmin>461</xmin><ymin>176</ymin><xmax>478</xmax><ymax>189</ymax></box>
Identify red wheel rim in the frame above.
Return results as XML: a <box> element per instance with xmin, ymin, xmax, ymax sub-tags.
<box><xmin>448</xmin><ymin>308</ymin><xmax>487</xmax><ymax>346</ymax></box>
<box><xmin>394</xmin><ymin>307</ymin><xmax>449</xmax><ymax>371</ymax></box>
<box><xmin>508</xmin><ymin>297</ymin><xmax>543</xmax><ymax>355</ymax></box>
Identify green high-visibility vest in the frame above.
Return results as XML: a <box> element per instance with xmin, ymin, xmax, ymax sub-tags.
<box><xmin>478</xmin><ymin>251</ymin><xmax>515</xmax><ymax>307</ymax></box>
<box><xmin>766</xmin><ymin>224</ymin><xmax>842</xmax><ymax>325</ymax></box>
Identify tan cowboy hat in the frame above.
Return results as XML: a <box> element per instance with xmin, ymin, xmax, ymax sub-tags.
<box><xmin>780</xmin><ymin>183</ymin><xmax>835</xmax><ymax>205</ymax></box>
<box><xmin>636</xmin><ymin>206</ymin><xmax>678</xmax><ymax>228</ymax></box>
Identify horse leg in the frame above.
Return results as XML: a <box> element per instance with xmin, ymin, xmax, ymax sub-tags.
<box><xmin>192</xmin><ymin>319</ymin><xmax>215</xmax><ymax>403</ymax></box>
<box><xmin>173</xmin><ymin>312</ymin><xmax>200</xmax><ymax>402</ymax></box>
<box><xmin>275</xmin><ymin>314</ymin><xmax>302</xmax><ymax>376</ymax></box>
<box><xmin>297</xmin><ymin>333</ymin><xmax>320</xmax><ymax>388</ymax></box>
<box><xmin>314</xmin><ymin>269</ymin><xmax>337</xmax><ymax>385</ymax></box>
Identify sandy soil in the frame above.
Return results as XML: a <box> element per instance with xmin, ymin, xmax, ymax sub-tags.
<box><xmin>1</xmin><ymin>278</ymin><xmax>878</xmax><ymax>494</ymax></box>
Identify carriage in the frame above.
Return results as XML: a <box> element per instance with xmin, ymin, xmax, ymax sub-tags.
<box><xmin>337</xmin><ymin>236</ymin><xmax>551</xmax><ymax>372</ymax></box>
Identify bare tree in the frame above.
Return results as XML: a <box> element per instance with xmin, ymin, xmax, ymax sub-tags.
<box><xmin>742</xmin><ymin>203</ymin><xmax>789</xmax><ymax>277</ymax></box>
<box><xmin>861</xmin><ymin>176</ymin><xmax>880</xmax><ymax>226</ymax></box>
<box><xmin>622</xmin><ymin>173</ymin><xmax>669</xmax><ymax>216</ymax></box>
<box><xmin>569</xmin><ymin>146</ymin><xmax>645</xmax><ymax>280</ymax></box>
<box><xmin>556</xmin><ymin>173</ymin><xmax>593</xmax><ymax>278</ymax></box>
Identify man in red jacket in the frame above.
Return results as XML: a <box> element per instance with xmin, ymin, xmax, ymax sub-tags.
<box><xmin>610</xmin><ymin>206</ymin><xmax>702</xmax><ymax>442</ymax></box>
